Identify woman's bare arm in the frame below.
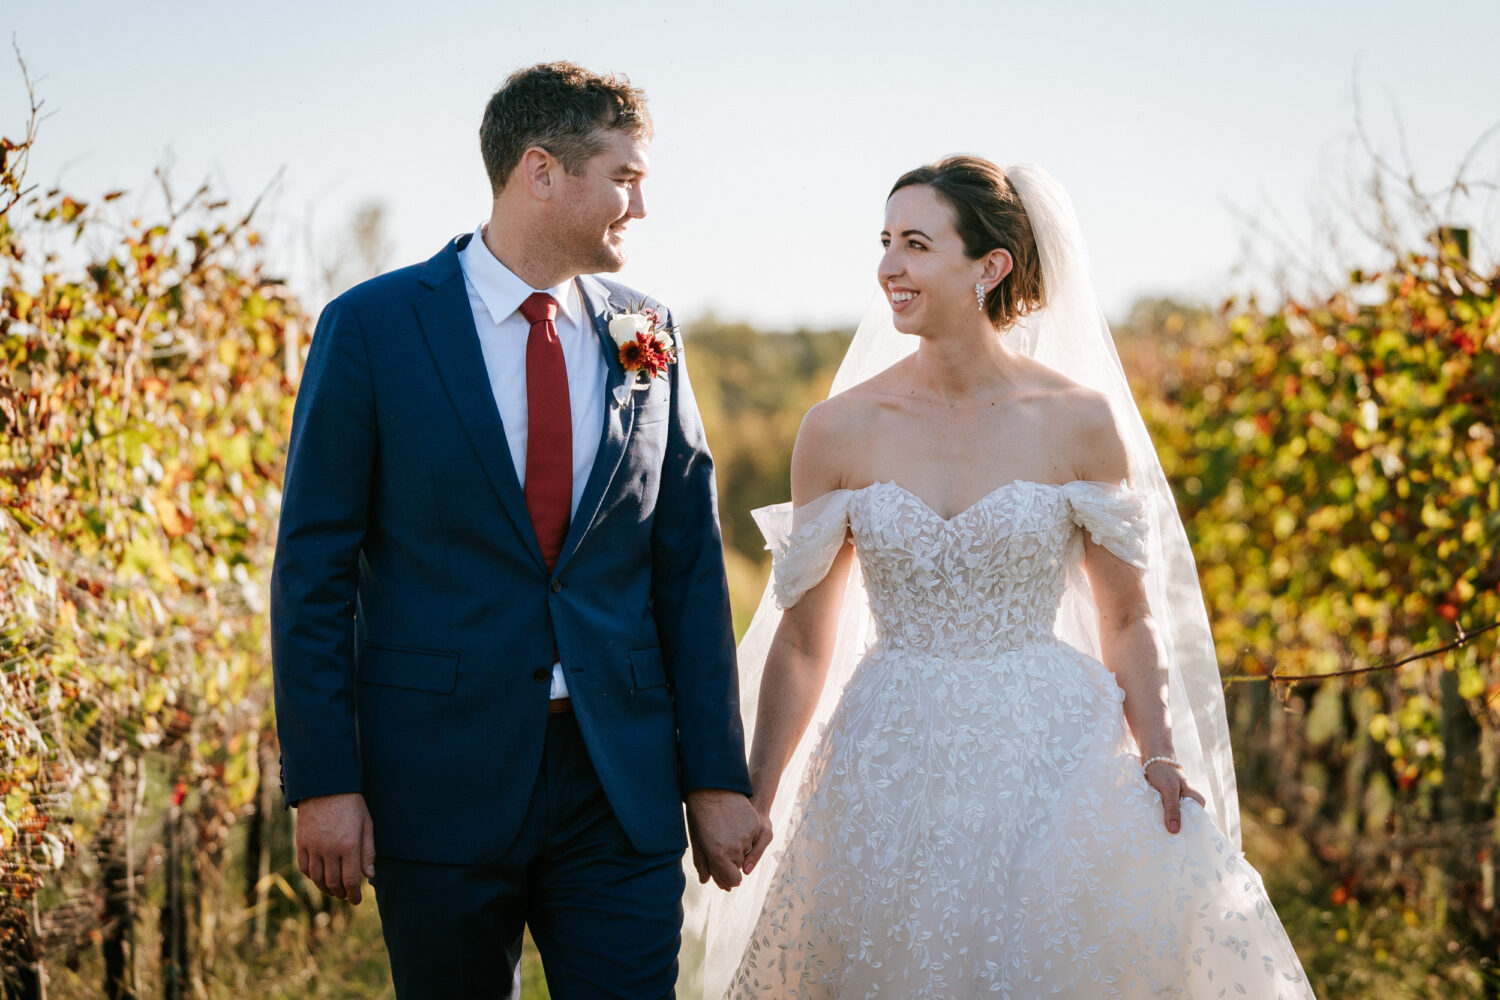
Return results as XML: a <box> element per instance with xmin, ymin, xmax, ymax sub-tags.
<box><xmin>745</xmin><ymin>400</ymin><xmax>859</xmax><ymax>829</ymax></box>
<box><xmin>1074</xmin><ymin>393</ymin><xmax>1205</xmax><ymax>834</ymax></box>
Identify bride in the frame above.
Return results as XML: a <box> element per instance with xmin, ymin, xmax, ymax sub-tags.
<box><xmin>691</xmin><ymin>159</ymin><xmax>1315</xmax><ymax>998</ymax></box>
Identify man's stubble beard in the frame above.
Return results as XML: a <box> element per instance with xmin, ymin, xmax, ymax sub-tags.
<box><xmin>579</xmin><ymin>240</ymin><xmax>626</xmax><ymax>276</ymax></box>
<box><xmin>544</xmin><ymin>223</ymin><xmax>625</xmax><ymax>279</ymax></box>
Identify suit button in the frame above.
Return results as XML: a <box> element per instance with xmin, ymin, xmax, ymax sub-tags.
<box><xmin>550</xmin><ymin>580</ymin><xmax>562</xmax><ymax>593</ymax></box>
<box><xmin>533</xmin><ymin>668</ymin><xmax>551</xmax><ymax>683</ymax></box>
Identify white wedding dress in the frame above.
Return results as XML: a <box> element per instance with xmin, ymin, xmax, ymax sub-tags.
<box><xmin>722</xmin><ymin>478</ymin><xmax>1313</xmax><ymax>999</ymax></box>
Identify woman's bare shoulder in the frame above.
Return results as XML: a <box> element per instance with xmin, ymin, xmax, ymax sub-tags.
<box><xmin>1048</xmin><ymin>375</ymin><xmax>1127</xmax><ymax>482</ymax></box>
<box><xmin>1001</xmin><ymin>356</ymin><xmax>1125</xmax><ymax>480</ymax></box>
<box><xmin>792</xmin><ymin>360</ymin><xmax>912</xmax><ymax>501</ymax></box>
<box><xmin>803</xmin><ymin>359</ymin><xmax>912</xmax><ymax>441</ymax></box>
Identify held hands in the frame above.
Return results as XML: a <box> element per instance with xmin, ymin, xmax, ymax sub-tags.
<box><xmin>295</xmin><ymin>792</ymin><xmax>376</xmax><ymax>905</ymax></box>
<box><xmin>686</xmin><ymin>788</ymin><xmax>773</xmax><ymax>891</ymax></box>
<box><xmin>1143</xmin><ymin>758</ymin><xmax>1206</xmax><ymax>835</ymax></box>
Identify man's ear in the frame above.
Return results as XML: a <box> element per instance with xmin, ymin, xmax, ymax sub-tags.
<box><xmin>517</xmin><ymin>146</ymin><xmax>559</xmax><ymax>201</ymax></box>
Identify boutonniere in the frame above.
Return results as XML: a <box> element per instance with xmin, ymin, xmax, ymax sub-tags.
<box><xmin>607</xmin><ymin>305</ymin><xmax>679</xmax><ymax>406</ymax></box>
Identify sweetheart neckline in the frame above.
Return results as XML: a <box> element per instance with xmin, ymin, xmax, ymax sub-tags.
<box><xmin>859</xmin><ymin>479</ymin><xmax>1080</xmax><ymax>524</ymax></box>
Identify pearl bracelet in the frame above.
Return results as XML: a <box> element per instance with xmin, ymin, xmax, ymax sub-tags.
<box><xmin>1141</xmin><ymin>755</ymin><xmax>1183</xmax><ymax>774</ymax></box>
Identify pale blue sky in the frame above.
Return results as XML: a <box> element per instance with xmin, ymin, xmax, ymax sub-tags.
<box><xmin>5</xmin><ymin>1</ymin><xmax>1499</xmax><ymax>327</ymax></box>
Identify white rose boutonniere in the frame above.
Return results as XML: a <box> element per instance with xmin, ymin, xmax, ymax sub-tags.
<box><xmin>606</xmin><ymin>304</ymin><xmax>680</xmax><ymax>406</ymax></box>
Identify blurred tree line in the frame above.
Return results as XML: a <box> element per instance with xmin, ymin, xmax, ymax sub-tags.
<box><xmin>687</xmin><ymin>318</ymin><xmax>851</xmax><ymax>633</ymax></box>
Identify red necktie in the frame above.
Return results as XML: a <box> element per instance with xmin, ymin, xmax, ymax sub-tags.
<box><xmin>519</xmin><ymin>292</ymin><xmax>571</xmax><ymax>573</ymax></box>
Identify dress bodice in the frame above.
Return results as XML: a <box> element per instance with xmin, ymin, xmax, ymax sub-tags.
<box><xmin>763</xmin><ymin>479</ymin><xmax>1148</xmax><ymax>657</ymax></box>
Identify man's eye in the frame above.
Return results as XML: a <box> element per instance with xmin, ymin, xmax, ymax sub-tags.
<box><xmin>880</xmin><ymin>239</ymin><xmax>891</xmax><ymax>248</ymax></box>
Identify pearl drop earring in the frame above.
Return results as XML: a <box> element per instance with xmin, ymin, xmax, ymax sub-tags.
<box><xmin>975</xmin><ymin>282</ymin><xmax>986</xmax><ymax>311</ymax></box>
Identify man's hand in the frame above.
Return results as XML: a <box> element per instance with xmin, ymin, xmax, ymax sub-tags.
<box><xmin>295</xmin><ymin>792</ymin><xmax>376</xmax><ymax>904</ymax></box>
<box><xmin>685</xmin><ymin>789</ymin><xmax>772</xmax><ymax>891</ymax></box>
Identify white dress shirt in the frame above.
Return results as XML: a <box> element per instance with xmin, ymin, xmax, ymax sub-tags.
<box><xmin>458</xmin><ymin>225</ymin><xmax>609</xmax><ymax>699</ymax></box>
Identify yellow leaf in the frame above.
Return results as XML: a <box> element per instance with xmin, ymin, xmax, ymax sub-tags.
<box><xmin>155</xmin><ymin>493</ymin><xmax>185</xmax><ymax>537</ymax></box>
<box><xmin>142</xmin><ymin>684</ymin><xmax>166</xmax><ymax>715</ymax></box>
<box><xmin>1420</xmin><ymin>502</ymin><xmax>1452</xmax><ymax>530</ymax></box>
<box><xmin>1459</xmin><ymin>669</ymin><xmax>1484</xmax><ymax>700</ymax></box>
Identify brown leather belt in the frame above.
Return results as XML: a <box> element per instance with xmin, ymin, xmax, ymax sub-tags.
<box><xmin>548</xmin><ymin>698</ymin><xmax>573</xmax><ymax>715</ymax></box>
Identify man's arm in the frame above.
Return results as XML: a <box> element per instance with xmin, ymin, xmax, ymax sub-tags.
<box><xmin>270</xmin><ymin>297</ymin><xmax>378</xmax><ymax>902</ymax></box>
<box><xmin>647</xmin><ymin>315</ymin><xmax>750</xmax><ymax>794</ymax></box>
<box><xmin>647</xmin><ymin>313</ymin><xmax>766</xmax><ymax>888</ymax></box>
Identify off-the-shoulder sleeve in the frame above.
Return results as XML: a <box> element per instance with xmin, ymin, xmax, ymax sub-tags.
<box><xmin>751</xmin><ymin>490</ymin><xmax>854</xmax><ymax>609</ymax></box>
<box><xmin>1060</xmin><ymin>480</ymin><xmax>1149</xmax><ymax>569</ymax></box>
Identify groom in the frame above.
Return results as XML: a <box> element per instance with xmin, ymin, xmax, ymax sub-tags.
<box><xmin>270</xmin><ymin>62</ymin><xmax>765</xmax><ymax>997</ymax></box>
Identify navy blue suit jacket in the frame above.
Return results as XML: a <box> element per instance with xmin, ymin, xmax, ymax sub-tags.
<box><xmin>270</xmin><ymin>234</ymin><xmax>752</xmax><ymax>863</ymax></box>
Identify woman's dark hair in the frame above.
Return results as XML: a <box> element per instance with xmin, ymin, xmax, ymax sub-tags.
<box><xmin>890</xmin><ymin>156</ymin><xmax>1045</xmax><ymax>329</ymax></box>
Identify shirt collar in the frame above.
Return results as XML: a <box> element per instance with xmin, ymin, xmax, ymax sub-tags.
<box><xmin>459</xmin><ymin>224</ymin><xmax>583</xmax><ymax>329</ymax></box>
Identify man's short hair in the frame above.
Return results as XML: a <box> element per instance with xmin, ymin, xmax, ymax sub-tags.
<box><xmin>480</xmin><ymin>62</ymin><xmax>652</xmax><ymax>195</ymax></box>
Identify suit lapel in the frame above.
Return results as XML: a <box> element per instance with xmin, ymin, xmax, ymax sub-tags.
<box><xmin>413</xmin><ymin>237</ymin><xmax>546</xmax><ymax>572</ymax></box>
<box><xmin>554</xmin><ymin>275</ymin><xmax>636</xmax><ymax>574</ymax></box>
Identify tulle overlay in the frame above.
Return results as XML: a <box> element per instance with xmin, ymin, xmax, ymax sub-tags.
<box><xmin>723</xmin><ymin>480</ymin><xmax>1312</xmax><ymax>998</ymax></box>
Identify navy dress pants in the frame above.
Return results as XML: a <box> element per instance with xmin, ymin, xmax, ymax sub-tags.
<box><xmin>373</xmin><ymin>711</ymin><xmax>686</xmax><ymax>999</ymax></box>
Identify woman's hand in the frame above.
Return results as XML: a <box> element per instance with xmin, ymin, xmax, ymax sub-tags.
<box><xmin>1144</xmin><ymin>760</ymin><xmax>1206</xmax><ymax>835</ymax></box>
<box><xmin>743</xmin><ymin>795</ymin><xmax>776</xmax><ymax>876</ymax></box>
